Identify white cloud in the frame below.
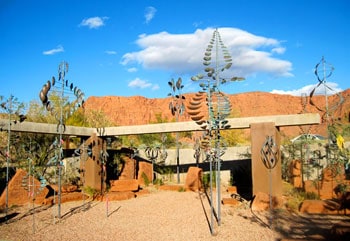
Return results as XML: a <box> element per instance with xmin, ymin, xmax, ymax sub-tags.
<box><xmin>151</xmin><ymin>84</ymin><xmax>160</xmax><ymax>90</ymax></box>
<box><xmin>271</xmin><ymin>82</ymin><xmax>343</xmax><ymax>96</ymax></box>
<box><xmin>127</xmin><ymin>67</ymin><xmax>138</xmax><ymax>73</ymax></box>
<box><xmin>80</xmin><ymin>17</ymin><xmax>108</xmax><ymax>29</ymax></box>
<box><xmin>43</xmin><ymin>45</ymin><xmax>64</xmax><ymax>55</ymax></box>
<box><xmin>271</xmin><ymin>47</ymin><xmax>285</xmax><ymax>54</ymax></box>
<box><xmin>121</xmin><ymin>27</ymin><xmax>293</xmax><ymax>78</ymax></box>
<box><xmin>144</xmin><ymin>6</ymin><xmax>156</xmax><ymax>24</ymax></box>
<box><xmin>105</xmin><ymin>50</ymin><xmax>117</xmax><ymax>55</ymax></box>
<box><xmin>128</xmin><ymin>77</ymin><xmax>158</xmax><ymax>90</ymax></box>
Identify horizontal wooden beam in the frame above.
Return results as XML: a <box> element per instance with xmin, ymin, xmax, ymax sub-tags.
<box><xmin>0</xmin><ymin>113</ymin><xmax>320</xmax><ymax>137</ymax></box>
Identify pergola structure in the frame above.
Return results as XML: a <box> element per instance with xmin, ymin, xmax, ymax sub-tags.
<box><xmin>1</xmin><ymin>113</ymin><xmax>320</xmax><ymax>195</ymax></box>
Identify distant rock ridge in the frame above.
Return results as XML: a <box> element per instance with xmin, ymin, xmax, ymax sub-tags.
<box><xmin>84</xmin><ymin>89</ymin><xmax>350</xmax><ymax>138</ymax></box>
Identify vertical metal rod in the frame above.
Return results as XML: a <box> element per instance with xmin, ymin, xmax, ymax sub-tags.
<box><xmin>5</xmin><ymin>96</ymin><xmax>12</xmax><ymax>222</ymax></box>
<box><xmin>176</xmin><ymin>131</ymin><xmax>180</xmax><ymax>183</ymax></box>
<box><xmin>269</xmin><ymin>169</ymin><xmax>272</xmax><ymax>228</ymax></box>
<box><xmin>82</xmin><ymin>140</ymin><xmax>86</xmax><ymax>206</ymax></box>
<box><xmin>31</xmin><ymin>158</ymin><xmax>35</xmax><ymax>234</ymax></box>
<box><xmin>214</xmin><ymin>29</ymin><xmax>221</xmax><ymax>226</ymax></box>
<box><xmin>57</xmin><ymin>62</ymin><xmax>66</xmax><ymax>219</ymax></box>
<box><xmin>322</xmin><ymin>57</ymin><xmax>329</xmax><ymax>125</ymax></box>
<box><xmin>217</xmin><ymin>149</ymin><xmax>221</xmax><ymax>225</ymax></box>
<box><xmin>209</xmin><ymin>154</ymin><xmax>214</xmax><ymax>234</ymax></box>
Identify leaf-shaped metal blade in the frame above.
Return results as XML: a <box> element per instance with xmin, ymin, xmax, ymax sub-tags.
<box><xmin>191</xmin><ymin>115</ymin><xmax>205</xmax><ymax>121</ymax></box>
<box><xmin>176</xmin><ymin>77</ymin><xmax>182</xmax><ymax>90</ymax></box>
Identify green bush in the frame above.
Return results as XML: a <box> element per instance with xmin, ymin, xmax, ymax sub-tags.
<box><xmin>141</xmin><ymin>172</ymin><xmax>150</xmax><ymax>186</ymax></box>
<box><xmin>83</xmin><ymin>186</ymin><xmax>98</xmax><ymax>198</ymax></box>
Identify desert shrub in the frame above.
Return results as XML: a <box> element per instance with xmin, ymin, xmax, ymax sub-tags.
<box><xmin>153</xmin><ymin>178</ymin><xmax>163</xmax><ymax>186</ymax></box>
<box><xmin>141</xmin><ymin>172</ymin><xmax>150</xmax><ymax>186</ymax></box>
<box><xmin>202</xmin><ymin>171</ymin><xmax>216</xmax><ymax>189</ymax></box>
<box><xmin>283</xmin><ymin>182</ymin><xmax>319</xmax><ymax>212</ymax></box>
<box><xmin>178</xmin><ymin>186</ymin><xmax>186</xmax><ymax>192</ymax></box>
<box><xmin>83</xmin><ymin>186</ymin><xmax>98</xmax><ymax>199</ymax></box>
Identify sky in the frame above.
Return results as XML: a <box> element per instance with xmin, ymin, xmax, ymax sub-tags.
<box><xmin>0</xmin><ymin>0</ymin><xmax>349</xmax><ymax>105</ymax></box>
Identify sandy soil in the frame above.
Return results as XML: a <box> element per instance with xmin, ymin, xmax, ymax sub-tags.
<box><xmin>0</xmin><ymin>189</ymin><xmax>349</xmax><ymax>241</ymax></box>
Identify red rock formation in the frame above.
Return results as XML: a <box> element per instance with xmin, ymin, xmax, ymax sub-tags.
<box><xmin>184</xmin><ymin>167</ymin><xmax>203</xmax><ymax>191</ymax></box>
<box><xmin>83</xmin><ymin>89</ymin><xmax>350</xmax><ymax>138</ymax></box>
<box><xmin>0</xmin><ymin>169</ymin><xmax>49</xmax><ymax>207</ymax></box>
<box><xmin>289</xmin><ymin>160</ymin><xmax>302</xmax><ymax>188</ymax></box>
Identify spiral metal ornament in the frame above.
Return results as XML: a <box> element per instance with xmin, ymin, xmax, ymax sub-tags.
<box><xmin>309</xmin><ymin>57</ymin><xmax>344</xmax><ymax>123</ymax></box>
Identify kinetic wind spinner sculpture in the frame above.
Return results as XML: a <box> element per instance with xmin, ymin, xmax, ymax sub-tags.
<box><xmin>309</xmin><ymin>56</ymin><xmax>344</xmax><ymax>124</ymax></box>
<box><xmin>0</xmin><ymin>95</ymin><xmax>27</xmax><ymax>221</ymax></box>
<box><xmin>39</xmin><ymin>62</ymin><xmax>85</xmax><ymax>132</ymax></box>
<box><xmin>168</xmin><ymin>77</ymin><xmax>186</xmax><ymax>183</ymax></box>
<box><xmin>38</xmin><ymin>61</ymin><xmax>85</xmax><ymax>219</ymax></box>
<box><xmin>189</xmin><ymin>29</ymin><xmax>244</xmax><ymax>233</ymax></box>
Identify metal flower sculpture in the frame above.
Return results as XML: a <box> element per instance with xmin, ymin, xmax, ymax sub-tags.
<box><xmin>189</xmin><ymin>29</ymin><xmax>244</xmax><ymax>232</ymax></box>
<box><xmin>168</xmin><ymin>77</ymin><xmax>186</xmax><ymax>183</ymax></box>
<box><xmin>38</xmin><ymin>61</ymin><xmax>85</xmax><ymax>219</ymax></box>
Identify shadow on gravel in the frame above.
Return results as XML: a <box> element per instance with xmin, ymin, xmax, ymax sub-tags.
<box><xmin>107</xmin><ymin>206</ymin><xmax>121</xmax><ymax>218</ymax></box>
<box><xmin>239</xmin><ymin>207</ymin><xmax>350</xmax><ymax>241</ymax></box>
<box><xmin>198</xmin><ymin>190</ymin><xmax>219</xmax><ymax>235</ymax></box>
<box><xmin>61</xmin><ymin>201</ymin><xmax>95</xmax><ymax>220</ymax></box>
<box><xmin>1</xmin><ymin>204</ymin><xmax>53</xmax><ymax>225</ymax></box>
<box><xmin>0</xmin><ymin>212</ymin><xmax>19</xmax><ymax>224</ymax></box>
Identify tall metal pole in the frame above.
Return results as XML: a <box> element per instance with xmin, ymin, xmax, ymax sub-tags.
<box><xmin>5</xmin><ymin>96</ymin><xmax>12</xmax><ymax>222</ymax></box>
<box><xmin>57</xmin><ymin>62</ymin><xmax>67</xmax><ymax>219</ymax></box>
<box><xmin>176</xmin><ymin>117</ymin><xmax>180</xmax><ymax>183</ymax></box>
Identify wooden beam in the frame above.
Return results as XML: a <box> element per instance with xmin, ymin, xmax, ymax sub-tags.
<box><xmin>0</xmin><ymin>113</ymin><xmax>320</xmax><ymax>137</ymax></box>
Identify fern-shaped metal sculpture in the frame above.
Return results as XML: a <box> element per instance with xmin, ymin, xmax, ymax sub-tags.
<box><xmin>189</xmin><ymin>28</ymin><xmax>244</xmax><ymax>232</ymax></box>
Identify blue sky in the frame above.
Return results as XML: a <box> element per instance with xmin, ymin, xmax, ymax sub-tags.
<box><xmin>0</xmin><ymin>0</ymin><xmax>349</xmax><ymax>105</ymax></box>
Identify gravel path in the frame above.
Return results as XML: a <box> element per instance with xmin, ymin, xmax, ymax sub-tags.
<box><xmin>0</xmin><ymin>189</ymin><xmax>276</xmax><ymax>241</ymax></box>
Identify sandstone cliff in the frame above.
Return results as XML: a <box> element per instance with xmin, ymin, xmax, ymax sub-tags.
<box><xmin>84</xmin><ymin>89</ymin><xmax>350</xmax><ymax>138</ymax></box>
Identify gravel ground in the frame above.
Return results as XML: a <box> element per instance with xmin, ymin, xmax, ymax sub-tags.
<box><xmin>0</xmin><ymin>189</ymin><xmax>349</xmax><ymax>241</ymax></box>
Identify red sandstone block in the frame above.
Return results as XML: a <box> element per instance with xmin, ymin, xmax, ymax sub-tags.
<box><xmin>110</xmin><ymin>179</ymin><xmax>139</xmax><ymax>192</ymax></box>
<box><xmin>158</xmin><ymin>184</ymin><xmax>185</xmax><ymax>191</ymax></box>
<box><xmin>103</xmin><ymin>191</ymin><xmax>135</xmax><ymax>201</ymax></box>
<box><xmin>226</xmin><ymin>186</ymin><xmax>237</xmax><ymax>194</ymax></box>
<box><xmin>221</xmin><ymin>198</ymin><xmax>240</xmax><ymax>206</ymax></box>
<box><xmin>299</xmin><ymin>199</ymin><xmax>340</xmax><ymax>214</ymax></box>
<box><xmin>185</xmin><ymin>167</ymin><xmax>203</xmax><ymax>191</ymax></box>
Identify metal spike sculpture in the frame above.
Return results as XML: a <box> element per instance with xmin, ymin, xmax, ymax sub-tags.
<box><xmin>168</xmin><ymin>77</ymin><xmax>186</xmax><ymax>183</ymax></box>
<box><xmin>38</xmin><ymin>61</ymin><xmax>85</xmax><ymax>219</ymax></box>
<box><xmin>0</xmin><ymin>95</ymin><xmax>26</xmax><ymax>221</ymax></box>
<box><xmin>74</xmin><ymin>141</ymin><xmax>92</xmax><ymax>207</ymax></box>
<box><xmin>260</xmin><ymin>135</ymin><xmax>278</xmax><ymax>228</ymax></box>
<box><xmin>189</xmin><ymin>29</ymin><xmax>244</xmax><ymax>233</ymax></box>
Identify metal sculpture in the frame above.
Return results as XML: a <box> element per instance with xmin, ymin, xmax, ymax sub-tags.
<box><xmin>189</xmin><ymin>29</ymin><xmax>244</xmax><ymax>233</ymax></box>
<box><xmin>260</xmin><ymin>135</ymin><xmax>278</xmax><ymax>227</ymax></box>
<box><xmin>0</xmin><ymin>95</ymin><xmax>26</xmax><ymax>222</ymax></box>
<box><xmin>168</xmin><ymin>77</ymin><xmax>186</xmax><ymax>183</ymax></box>
<box><xmin>74</xmin><ymin>141</ymin><xmax>92</xmax><ymax>207</ymax></box>
<box><xmin>145</xmin><ymin>146</ymin><xmax>161</xmax><ymax>183</ymax></box>
<box><xmin>21</xmin><ymin>156</ymin><xmax>47</xmax><ymax>233</ymax></box>
<box><xmin>309</xmin><ymin>56</ymin><xmax>344</xmax><ymax>125</ymax></box>
<box><xmin>38</xmin><ymin>61</ymin><xmax>85</xmax><ymax>219</ymax></box>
